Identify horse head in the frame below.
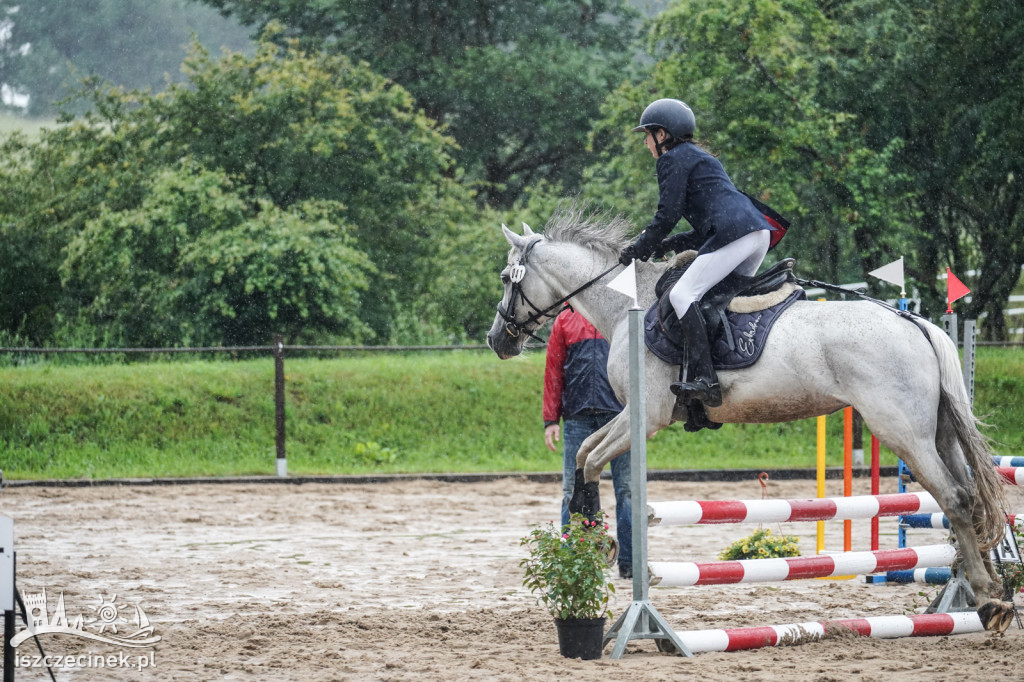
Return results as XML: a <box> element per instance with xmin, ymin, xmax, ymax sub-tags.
<box><xmin>486</xmin><ymin>204</ymin><xmax>634</xmax><ymax>358</ymax></box>
<box><xmin>486</xmin><ymin>223</ymin><xmax>559</xmax><ymax>359</ymax></box>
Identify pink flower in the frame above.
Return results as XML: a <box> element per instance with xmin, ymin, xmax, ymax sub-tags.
<box><xmin>604</xmin><ymin>524</ymin><xmax>609</xmax><ymax>530</ymax></box>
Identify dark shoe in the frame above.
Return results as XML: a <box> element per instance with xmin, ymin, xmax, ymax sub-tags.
<box><xmin>619</xmin><ymin>565</ymin><xmax>633</xmax><ymax>579</ymax></box>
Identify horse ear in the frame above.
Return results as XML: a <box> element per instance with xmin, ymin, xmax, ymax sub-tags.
<box><xmin>521</xmin><ymin>222</ymin><xmax>535</xmax><ymax>236</ymax></box>
<box><xmin>502</xmin><ymin>223</ymin><xmax>528</xmax><ymax>250</ymax></box>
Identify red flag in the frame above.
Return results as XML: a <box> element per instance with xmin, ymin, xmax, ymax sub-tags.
<box><xmin>946</xmin><ymin>268</ymin><xmax>970</xmax><ymax>313</ymax></box>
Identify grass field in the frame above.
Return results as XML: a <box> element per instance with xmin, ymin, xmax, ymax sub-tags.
<box><xmin>1</xmin><ymin>347</ymin><xmax>1021</xmax><ymax>480</ymax></box>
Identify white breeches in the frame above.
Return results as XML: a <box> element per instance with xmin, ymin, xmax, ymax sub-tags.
<box><xmin>668</xmin><ymin>229</ymin><xmax>770</xmax><ymax>319</ymax></box>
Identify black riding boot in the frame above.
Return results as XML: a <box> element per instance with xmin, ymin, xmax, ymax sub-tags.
<box><xmin>669</xmin><ymin>306</ymin><xmax>723</xmax><ymax>407</ymax></box>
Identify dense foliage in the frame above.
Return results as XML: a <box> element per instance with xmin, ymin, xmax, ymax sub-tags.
<box><xmin>837</xmin><ymin>0</ymin><xmax>1024</xmax><ymax>330</ymax></box>
<box><xmin>590</xmin><ymin>0</ymin><xmax>915</xmax><ymax>287</ymax></box>
<box><xmin>0</xmin><ymin>31</ymin><xmax>487</xmax><ymax>346</ymax></box>
<box><xmin>588</xmin><ymin>0</ymin><xmax>1024</xmax><ymax>325</ymax></box>
<box><xmin>1</xmin><ymin>0</ymin><xmax>1022</xmax><ymax>347</ymax></box>
<box><xmin>197</xmin><ymin>0</ymin><xmax>643</xmax><ymax>207</ymax></box>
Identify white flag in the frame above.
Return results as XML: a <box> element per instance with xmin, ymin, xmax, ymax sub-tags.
<box><xmin>868</xmin><ymin>257</ymin><xmax>905</xmax><ymax>296</ymax></box>
<box><xmin>607</xmin><ymin>261</ymin><xmax>639</xmax><ymax>308</ymax></box>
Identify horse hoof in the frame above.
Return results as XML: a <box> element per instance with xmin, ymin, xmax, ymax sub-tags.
<box><xmin>977</xmin><ymin>600</ymin><xmax>1015</xmax><ymax>633</ymax></box>
<box><xmin>656</xmin><ymin>637</ymin><xmax>684</xmax><ymax>654</ymax></box>
<box><xmin>581</xmin><ymin>480</ymin><xmax>601</xmax><ymax>520</ymax></box>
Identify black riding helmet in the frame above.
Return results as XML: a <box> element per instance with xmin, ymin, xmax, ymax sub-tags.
<box><xmin>632</xmin><ymin>98</ymin><xmax>696</xmax><ymax>139</ymax></box>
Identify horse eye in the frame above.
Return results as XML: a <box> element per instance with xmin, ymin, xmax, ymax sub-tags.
<box><xmin>501</xmin><ymin>273</ymin><xmax>510</xmax><ymax>284</ymax></box>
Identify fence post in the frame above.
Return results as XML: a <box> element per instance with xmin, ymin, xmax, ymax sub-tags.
<box><xmin>604</xmin><ymin>307</ymin><xmax>692</xmax><ymax>658</ymax></box>
<box><xmin>274</xmin><ymin>335</ymin><xmax>287</xmax><ymax>477</ymax></box>
<box><xmin>851</xmin><ymin>409</ymin><xmax>864</xmax><ymax>467</ymax></box>
<box><xmin>962</xmin><ymin>319</ymin><xmax>976</xmax><ymax>405</ymax></box>
<box><xmin>2</xmin><ymin>515</ymin><xmax>14</xmax><ymax>682</ymax></box>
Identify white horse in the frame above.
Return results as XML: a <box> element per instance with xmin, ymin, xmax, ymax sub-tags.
<box><xmin>486</xmin><ymin>205</ymin><xmax>1013</xmax><ymax>631</ymax></box>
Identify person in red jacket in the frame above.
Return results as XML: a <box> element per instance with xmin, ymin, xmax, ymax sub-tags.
<box><xmin>543</xmin><ymin>306</ymin><xmax>632</xmax><ymax>578</ymax></box>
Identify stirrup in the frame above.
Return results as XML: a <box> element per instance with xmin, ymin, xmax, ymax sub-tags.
<box><xmin>669</xmin><ymin>379</ymin><xmax>722</xmax><ymax>407</ymax></box>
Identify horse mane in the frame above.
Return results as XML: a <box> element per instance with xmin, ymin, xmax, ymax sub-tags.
<box><xmin>541</xmin><ymin>200</ymin><xmax>632</xmax><ymax>254</ymax></box>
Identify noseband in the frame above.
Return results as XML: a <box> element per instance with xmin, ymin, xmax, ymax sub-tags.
<box><xmin>497</xmin><ymin>237</ymin><xmax>622</xmax><ymax>342</ymax></box>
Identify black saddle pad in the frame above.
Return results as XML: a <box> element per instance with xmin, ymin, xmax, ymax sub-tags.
<box><xmin>644</xmin><ymin>289</ymin><xmax>805</xmax><ymax>370</ymax></box>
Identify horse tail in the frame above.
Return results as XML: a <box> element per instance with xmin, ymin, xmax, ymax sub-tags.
<box><xmin>919</xmin><ymin>320</ymin><xmax>1006</xmax><ymax>550</ymax></box>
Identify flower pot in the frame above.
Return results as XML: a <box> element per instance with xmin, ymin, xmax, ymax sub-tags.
<box><xmin>553</xmin><ymin>617</ymin><xmax>606</xmax><ymax>660</ymax></box>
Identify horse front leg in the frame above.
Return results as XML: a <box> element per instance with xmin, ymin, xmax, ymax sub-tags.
<box><xmin>567</xmin><ymin>414</ymin><xmax>631</xmax><ymax>520</ymax></box>
<box><xmin>567</xmin><ymin>467</ymin><xmax>597</xmax><ymax>519</ymax></box>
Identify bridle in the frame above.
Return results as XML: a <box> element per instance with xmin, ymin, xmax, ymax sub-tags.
<box><xmin>496</xmin><ymin>237</ymin><xmax>621</xmax><ymax>342</ymax></box>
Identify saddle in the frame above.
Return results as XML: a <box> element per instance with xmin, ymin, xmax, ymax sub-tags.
<box><xmin>654</xmin><ymin>252</ymin><xmax>799</xmax><ymax>349</ymax></box>
<box><xmin>645</xmin><ymin>252</ymin><xmax>804</xmax><ymax>431</ymax></box>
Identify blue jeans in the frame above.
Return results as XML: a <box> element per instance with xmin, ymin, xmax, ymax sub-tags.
<box><xmin>560</xmin><ymin>413</ymin><xmax>632</xmax><ymax>568</ymax></box>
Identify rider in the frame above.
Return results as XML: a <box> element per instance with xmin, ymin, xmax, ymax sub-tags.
<box><xmin>619</xmin><ymin>98</ymin><xmax>772</xmax><ymax>407</ymax></box>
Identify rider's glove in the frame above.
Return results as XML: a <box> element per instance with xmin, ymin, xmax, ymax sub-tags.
<box><xmin>619</xmin><ymin>234</ymin><xmax>654</xmax><ymax>266</ymax></box>
<box><xmin>651</xmin><ymin>239</ymin><xmax>671</xmax><ymax>260</ymax></box>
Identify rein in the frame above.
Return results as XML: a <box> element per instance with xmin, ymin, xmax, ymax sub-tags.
<box><xmin>795</xmin><ymin>277</ymin><xmax>922</xmax><ymax>322</ymax></box>
<box><xmin>498</xmin><ymin>237</ymin><xmax>622</xmax><ymax>342</ymax></box>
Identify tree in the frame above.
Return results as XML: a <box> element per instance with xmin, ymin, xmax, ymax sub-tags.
<box><xmin>0</xmin><ymin>31</ymin><xmax>477</xmax><ymax>346</ymax></box>
<box><xmin>0</xmin><ymin>0</ymin><xmax>252</xmax><ymax>116</ymax></box>
<box><xmin>828</xmin><ymin>0</ymin><xmax>1024</xmax><ymax>334</ymax></box>
<box><xmin>586</xmin><ymin>0</ymin><xmax>916</xmax><ymax>287</ymax></box>
<box><xmin>157</xmin><ymin>32</ymin><xmax>478</xmax><ymax>340</ymax></box>
<box><xmin>585</xmin><ymin>0</ymin><xmax>1023</xmax><ymax>334</ymax></box>
<box><xmin>61</xmin><ymin>163</ymin><xmax>373</xmax><ymax>346</ymax></box>
<box><xmin>195</xmin><ymin>0</ymin><xmax>642</xmax><ymax>207</ymax></box>
<box><xmin>0</xmin><ymin>116</ymin><xmax>140</xmax><ymax>345</ymax></box>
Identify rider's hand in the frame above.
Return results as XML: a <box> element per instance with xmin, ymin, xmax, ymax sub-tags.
<box><xmin>619</xmin><ymin>240</ymin><xmax>651</xmax><ymax>266</ymax></box>
<box><xmin>652</xmin><ymin>239</ymin><xmax>671</xmax><ymax>260</ymax></box>
<box><xmin>618</xmin><ymin>246</ymin><xmax>637</xmax><ymax>266</ymax></box>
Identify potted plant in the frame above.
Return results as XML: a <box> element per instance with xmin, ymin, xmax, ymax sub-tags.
<box><xmin>718</xmin><ymin>528</ymin><xmax>800</xmax><ymax>560</ymax></box>
<box><xmin>520</xmin><ymin>511</ymin><xmax>616</xmax><ymax>660</ymax></box>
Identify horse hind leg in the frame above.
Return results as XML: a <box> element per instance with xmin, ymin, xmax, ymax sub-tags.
<box><xmin>927</xmin><ymin>319</ymin><xmax>1013</xmax><ymax>628</ymax></box>
<box><xmin>902</xmin><ymin>443</ymin><xmax>1011</xmax><ymax>631</ymax></box>
<box><xmin>932</xmin><ymin>394</ymin><xmax>1014</xmax><ymax>629</ymax></box>
<box><xmin>913</xmin><ymin>457</ymin><xmax>1005</xmax><ymax>615</ymax></box>
<box><xmin>935</xmin><ymin>419</ymin><xmax>1002</xmax><ymax>585</ymax></box>
<box><xmin>866</xmin><ymin>412</ymin><xmax>1010</xmax><ymax>630</ymax></box>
